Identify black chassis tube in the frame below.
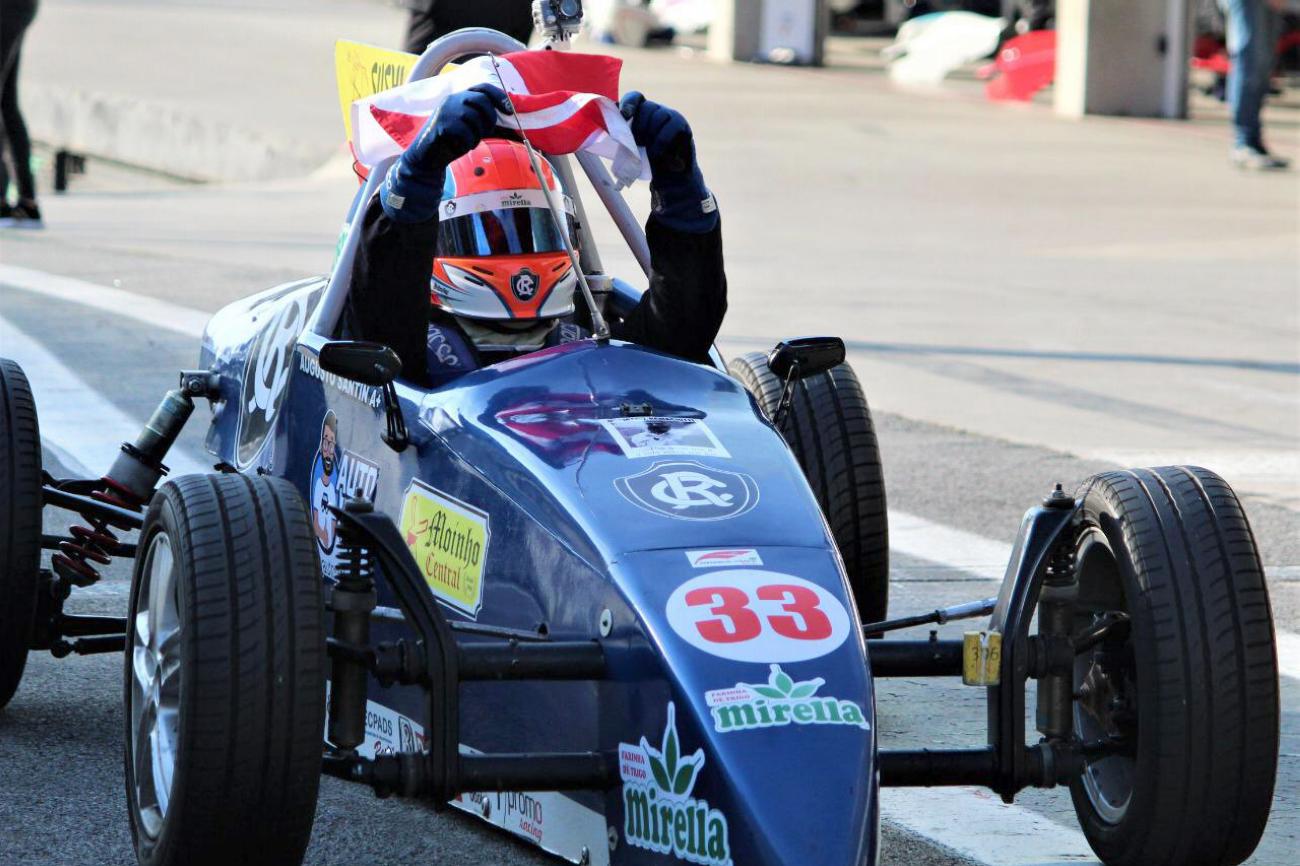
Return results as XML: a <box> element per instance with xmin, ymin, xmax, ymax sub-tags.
<box><xmin>330</xmin><ymin>508</ymin><xmax>613</xmax><ymax>802</ymax></box>
<box><xmin>867</xmin><ymin>640</ymin><xmax>964</xmax><ymax>677</ymax></box>
<box><xmin>333</xmin><ymin>507</ymin><xmax>462</xmax><ymax>805</ymax></box>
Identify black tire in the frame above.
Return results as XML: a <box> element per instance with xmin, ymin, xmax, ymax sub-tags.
<box><xmin>728</xmin><ymin>352</ymin><xmax>889</xmax><ymax>623</ymax></box>
<box><xmin>0</xmin><ymin>359</ymin><xmax>42</xmax><ymax>709</ymax></box>
<box><xmin>125</xmin><ymin>473</ymin><xmax>326</xmax><ymax>866</ymax></box>
<box><xmin>1068</xmin><ymin>466</ymin><xmax>1278</xmax><ymax>866</ymax></box>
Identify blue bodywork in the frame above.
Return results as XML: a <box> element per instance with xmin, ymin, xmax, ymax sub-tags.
<box><xmin>197</xmin><ymin>277</ymin><xmax>879</xmax><ymax>866</ymax></box>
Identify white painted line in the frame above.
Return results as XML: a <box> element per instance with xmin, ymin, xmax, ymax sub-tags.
<box><xmin>0</xmin><ymin>263</ymin><xmax>209</xmax><ymax>338</ymax></box>
<box><xmin>0</xmin><ymin>314</ymin><xmax>208</xmax><ymax>478</ymax></box>
<box><xmin>1277</xmin><ymin>632</ymin><xmax>1300</xmax><ymax>683</ymax></box>
<box><xmin>880</xmin><ymin>787</ymin><xmax>1097</xmax><ymax>865</ymax></box>
<box><xmin>890</xmin><ymin>511</ymin><xmax>1012</xmax><ymax>581</ymax></box>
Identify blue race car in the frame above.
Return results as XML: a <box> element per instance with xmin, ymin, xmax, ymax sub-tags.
<box><xmin>0</xmin><ymin>20</ymin><xmax>1279</xmax><ymax>866</ymax></box>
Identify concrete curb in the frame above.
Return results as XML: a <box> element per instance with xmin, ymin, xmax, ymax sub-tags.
<box><xmin>23</xmin><ymin>83</ymin><xmax>331</xmax><ymax>183</ymax></box>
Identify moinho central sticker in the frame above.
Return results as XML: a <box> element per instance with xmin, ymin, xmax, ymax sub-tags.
<box><xmin>399</xmin><ymin>480</ymin><xmax>490</xmax><ymax>618</ymax></box>
<box><xmin>705</xmin><ymin>665</ymin><xmax>870</xmax><ymax>734</ymax></box>
<box><xmin>619</xmin><ymin>703</ymin><xmax>731</xmax><ymax>866</ymax></box>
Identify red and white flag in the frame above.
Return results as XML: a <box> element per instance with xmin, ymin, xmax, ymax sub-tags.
<box><xmin>351</xmin><ymin>51</ymin><xmax>646</xmax><ymax>185</ymax></box>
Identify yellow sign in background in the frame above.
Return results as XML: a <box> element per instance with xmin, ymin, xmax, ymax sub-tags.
<box><xmin>334</xmin><ymin>40</ymin><xmax>419</xmax><ymax>144</ymax></box>
<box><xmin>399</xmin><ymin>480</ymin><xmax>490</xmax><ymax>617</ymax></box>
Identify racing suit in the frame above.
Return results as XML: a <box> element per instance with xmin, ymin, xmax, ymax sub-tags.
<box><xmin>347</xmin><ymin>200</ymin><xmax>727</xmax><ymax>385</ymax></box>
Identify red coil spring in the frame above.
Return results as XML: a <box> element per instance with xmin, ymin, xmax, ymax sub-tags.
<box><xmin>50</xmin><ymin>481</ymin><xmax>142</xmax><ymax>587</ymax></box>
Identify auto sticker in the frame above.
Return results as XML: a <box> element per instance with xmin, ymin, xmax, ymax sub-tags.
<box><xmin>705</xmin><ymin>665</ymin><xmax>869</xmax><ymax>734</ymax></box>
<box><xmin>236</xmin><ymin>286</ymin><xmax>319</xmax><ymax>468</ymax></box>
<box><xmin>398</xmin><ymin>480</ymin><xmax>490</xmax><ymax>619</ymax></box>
<box><xmin>614</xmin><ymin>462</ymin><xmax>758</xmax><ymax>521</ymax></box>
<box><xmin>665</xmin><ymin>570</ymin><xmax>852</xmax><ymax>663</ymax></box>
<box><xmin>308</xmin><ymin>411</ymin><xmax>380</xmax><ymax>580</ymax></box>
<box><xmin>619</xmin><ymin>702</ymin><xmax>731</xmax><ymax>866</ymax></box>
<box><xmin>686</xmin><ymin>548</ymin><xmax>763</xmax><ymax>568</ymax></box>
<box><xmin>598</xmin><ymin>416</ymin><xmax>730</xmax><ymax>459</ymax></box>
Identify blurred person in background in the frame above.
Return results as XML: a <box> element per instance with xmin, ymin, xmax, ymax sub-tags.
<box><xmin>402</xmin><ymin>0</ymin><xmax>535</xmax><ymax>55</ymax></box>
<box><xmin>0</xmin><ymin>0</ymin><xmax>42</xmax><ymax>227</ymax></box>
<box><xmin>1223</xmin><ymin>0</ymin><xmax>1291</xmax><ymax>169</ymax></box>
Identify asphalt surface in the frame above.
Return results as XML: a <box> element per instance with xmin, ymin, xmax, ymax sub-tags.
<box><xmin>2</xmin><ymin>4</ymin><xmax>1298</xmax><ymax>864</ymax></box>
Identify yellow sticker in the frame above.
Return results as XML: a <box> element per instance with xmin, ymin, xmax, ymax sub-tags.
<box><xmin>399</xmin><ymin>480</ymin><xmax>490</xmax><ymax>618</ymax></box>
<box><xmin>962</xmin><ymin>630</ymin><xmax>1002</xmax><ymax>686</ymax></box>
<box><xmin>334</xmin><ymin>40</ymin><xmax>419</xmax><ymax>144</ymax></box>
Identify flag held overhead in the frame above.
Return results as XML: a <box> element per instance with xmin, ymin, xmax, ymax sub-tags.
<box><xmin>351</xmin><ymin>51</ymin><xmax>646</xmax><ymax>186</ymax></box>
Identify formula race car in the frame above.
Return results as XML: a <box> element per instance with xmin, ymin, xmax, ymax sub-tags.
<box><xmin>0</xmin><ymin>16</ymin><xmax>1280</xmax><ymax>866</ymax></box>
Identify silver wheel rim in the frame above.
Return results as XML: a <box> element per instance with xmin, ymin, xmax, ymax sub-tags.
<box><xmin>130</xmin><ymin>532</ymin><xmax>182</xmax><ymax>840</ymax></box>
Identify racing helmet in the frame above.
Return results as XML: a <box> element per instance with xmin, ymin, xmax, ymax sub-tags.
<box><xmin>432</xmin><ymin>138</ymin><xmax>578</xmax><ymax>321</ymax></box>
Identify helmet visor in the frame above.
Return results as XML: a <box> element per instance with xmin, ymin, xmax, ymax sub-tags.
<box><xmin>438</xmin><ymin>207</ymin><xmax>576</xmax><ymax>258</ymax></box>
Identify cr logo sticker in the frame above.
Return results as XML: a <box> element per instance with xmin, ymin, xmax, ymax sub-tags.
<box><xmin>614</xmin><ymin>461</ymin><xmax>759</xmax><ymax>521</ymax></box>
<box><xmin>511</xmin><ymin>267</ymin><xmax>539</xmax><ymax>301</ymax></box>
<box><xmin>665</xmin><ymin>570</ymin><xmax>851</xmax><ymax>663</ymax></box>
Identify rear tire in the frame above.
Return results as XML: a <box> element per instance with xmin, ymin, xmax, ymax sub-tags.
<box><xmin>125</xmin><ymin>473</ymin><xmax>326</xmax><ymax>866</ymax></box>
<box><xmin>728</xmin><ymin>352</ymin><xmax>889</xmax><ymax>623</ymax></box>
<box><xmin>1067</xmin><ymin>466</ymin><xmax>1278</xmax><ymax>866</ymax></box>
<box><xmin>0</xmin><ymin>359</ymin><xmax>42</xmax><ymax>709</ymax></box>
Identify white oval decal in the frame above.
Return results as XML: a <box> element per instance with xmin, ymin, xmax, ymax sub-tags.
<box><xmin>664</xmin><ymin>570</ymin><xmax>852</xmax><ymax>663</ymax></box>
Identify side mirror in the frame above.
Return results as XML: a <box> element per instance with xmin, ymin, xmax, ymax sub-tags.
<box><xmin>768</xmin><ymin>337</ymin><xmax>845</xmax><ymax>381</ymax></box>
<box><xmin>319</xmin><ymin>341</ymin><xmax>402</xmax><ymax>387</ymax></box>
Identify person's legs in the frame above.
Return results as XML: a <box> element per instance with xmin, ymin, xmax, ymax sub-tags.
<box><xmin>404</xmin><ymin>6</ymin><xmax>439</xmax><ymax>55</ymax></box>
<box><xmin>0</xmin><ymin>26</ymin><xmax>19</xmax><ymax>205</ymax></box>
<box><xmin>0</xmin><ymin>40</ymin><xmax>37</xmax><ymax>202</ymax></box>
<box><xmin>1225</xmin><ymin>0</ymin><xmax>1281</xmax><ymax>151</ymax></box>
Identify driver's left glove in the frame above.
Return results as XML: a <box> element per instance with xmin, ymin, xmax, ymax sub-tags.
<box><xmin>380</xmin><ymin>83</ymin><xmax>514</xmax><ymax>224</ymax></box>
<box><xmin>619</xmin><ymin>92</ymin><xmax>718</xmax><ymax>234</ymax></box>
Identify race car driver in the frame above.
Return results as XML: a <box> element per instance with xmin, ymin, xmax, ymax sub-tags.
<box><xmin>345</xmin><ymin>83</ymin><xmax>726</xmax><ymax>385</ymax></box>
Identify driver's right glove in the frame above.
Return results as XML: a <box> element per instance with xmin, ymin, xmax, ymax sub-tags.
<box><xmin>380</xmin><ymin>84</ymin><xmax>513</xmax><ymax>224</ymax></box>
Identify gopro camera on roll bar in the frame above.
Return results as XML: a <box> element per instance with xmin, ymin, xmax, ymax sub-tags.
<box><xmin>533</xmin><ymin>0</ymin><xmax>584</xmax><ymax>43</ymax></box>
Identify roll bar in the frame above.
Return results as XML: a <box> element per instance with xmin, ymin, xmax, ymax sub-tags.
<box><xmin>309</xmin><ymin>27</ymin><xmax>652</xmax><ymax>338</ymax></box>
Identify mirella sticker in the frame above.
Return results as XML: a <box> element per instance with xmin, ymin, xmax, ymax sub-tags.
<box><xmin>619</xmin><ymin>703</ymin><xmax>731</xmax><ymax>866</ymax></box>
<box><xmin>705</xmin><ymin>665</ymin><xmax>870</xmax><ymax>734</ymax></box>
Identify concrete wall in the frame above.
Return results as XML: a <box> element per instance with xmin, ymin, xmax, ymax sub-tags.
<box><xmin>1055</xmin><ymin>0</ymin><xmax>1192</xmax><ymax>118</ymax></box>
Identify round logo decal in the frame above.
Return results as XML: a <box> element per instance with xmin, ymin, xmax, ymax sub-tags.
<box><xmin>665</xmin><ymin>570</ymin><xmax>852</xmax><ymax>663</ymax></box>
<box><xmin>614</xmin><ymin>461</ymin><xmax>759</xmax><ymax>521</ymax></box>
<box><xmin>511</xmin><ymin>267</ymin><xmax>539</xmax><ymax>301</ymax></box>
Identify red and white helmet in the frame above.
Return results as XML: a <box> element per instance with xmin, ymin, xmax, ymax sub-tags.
<box><xmin>431</xmin><ymin>138</ymin><xmax>578</xmax><ymax>321</ymax></box>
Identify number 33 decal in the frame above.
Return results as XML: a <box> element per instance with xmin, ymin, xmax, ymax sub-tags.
<box><xmin>665</xmin><ymin>571</ymin><xmax>851</xmax><ymax>662</ymax></box>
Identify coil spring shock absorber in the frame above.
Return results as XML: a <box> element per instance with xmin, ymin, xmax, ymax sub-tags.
<box><xmin>51</xmin><ymin>385</ymin><xmax>197</xmax><ymax>589</ymax></box>
<box><xmin>329</xmin><ymin>498</ymin><xmax>378</xmax><ymax>752</ymax></box>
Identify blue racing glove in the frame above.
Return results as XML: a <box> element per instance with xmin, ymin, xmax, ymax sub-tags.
<box><xmin>380</xmin><ymin>83</ymin><xmax>514</xmax><ymax>224</ymax></box>
<box><xmin>619</xmin><ymin>92</ymin><xmax>717</xmax><ymax>234</ymax></box>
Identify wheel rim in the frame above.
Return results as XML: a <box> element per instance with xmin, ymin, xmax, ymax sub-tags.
<box><xmin>130</xmin><ymin>532</ymin><xmax>182</xmax><ymax>839</ymax></box>
<box><xmin>1072</xmin><ymin>527</ymin><xmax>1137</xmax><ymax>825</ymax></box>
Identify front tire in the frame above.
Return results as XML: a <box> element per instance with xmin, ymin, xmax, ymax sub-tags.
<box><xmin>0</xmin><ymin>359</ymin><xmax>42</xmax><ymax>709</ymax></box>
<box><xmin>1067</xmin><ymin>466</ymin><xmax>1278</xmax><ymax>866</ymax></box>
<box><xmin>729</xmin><ymin>352</ymin><xmax>889</xmax><ymax>623</ymax></box>
<box><xmin>126</xmin><ymin>473</ymin><xmax>326</xmax><ymax>866</ymax></box>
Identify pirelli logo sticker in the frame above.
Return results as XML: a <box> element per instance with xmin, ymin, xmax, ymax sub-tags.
<box><xmin>399</xmin><ymin>480</ymin><xmax>489</xmax><ymax>618</ymax></box>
